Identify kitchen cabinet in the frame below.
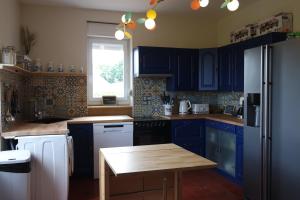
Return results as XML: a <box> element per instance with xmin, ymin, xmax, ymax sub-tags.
<box><xmin>218</xmin><ymin>33</ymin><xmax>287</xmax><ymax>92</ymax></box>
<box><xmin>166</xmin><ymin>48</ymin><xmax>199</xmax><ymax>91</ymax></box>
<box><xmin>171</xmin><ymin>120</ymin><xmax>205</xmax><ymax>156</ymax></box>
<box><xmin>205</xmin><ymin>120</ymin><xmax>243</xmax><ymax>184</ymax></box>
<box><xmin>244</xmin><ymin>32</ymin><xmax>287</xmax><ymax>49</ymax></box>
<box><xmin>198</xmin><ymin>48</ymin><xmax>218</xmax><ymax>91</ymax></box>
<box><xmin>68</xmin><ymin>124</ymin><xmax>94</xmax><ymax>178</ymax></box>
<box><xmin>133</xmin><ymin>46</ymin><xmax>174</xmax><ymax>77</ymax></box>
<box><xmin>218</xmin><ymin>43</ymin><xmax>244</xmax><ymax>92</ymax></box>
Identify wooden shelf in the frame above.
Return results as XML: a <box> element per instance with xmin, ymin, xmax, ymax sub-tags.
<box><xmin>31</xmin><ymin>72</ymin><xmax>87</xmax><ymax>77</ymax></box>
<box><xmin>0</xmin><ymin>64</ymin><xmax>31</xmax><ymax>76</ymax></box>
<box><xmin>0</xmin><ymin>64</ymin><xmax>86</xmax><ymax>77</ymax></box>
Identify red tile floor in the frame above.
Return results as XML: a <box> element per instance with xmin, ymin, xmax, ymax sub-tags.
<box><xmin>69</xmin><ymin>169</ymin><xmax>243</xmax><ymax>200</ymax></box>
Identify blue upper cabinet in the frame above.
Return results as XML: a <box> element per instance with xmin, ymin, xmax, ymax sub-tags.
<box><xmin>218</xmin><ymin>44</ymin><xmax>244</xmax><ymax>92</ymax></box>
<box><xmin>232</xmin><ymin>44</ymin><xmax>245</xmax><ymax>92</ymax></box>
<box><xmin>198</xmin><ymin>48</ymin><xmax>218</xmax><ymax>91</ymax></box>
<box><xmin>133</xmin><ymin>46</ymin><xmax>174</xmax><ymax>77</ymax></box>
<box><xmin>166</xmin><ymin>48</ymin><xmax>199</xmax><ymax>91</ymax></box>
<box><xmin>218</xmin><ymin>45</ymin><xmax>234</xmax><ymax>91</ymax></box>
<box><xmin>244</xmin><ymin>32</ymin><xmax>287</xmax><ymax>50</ymax></box>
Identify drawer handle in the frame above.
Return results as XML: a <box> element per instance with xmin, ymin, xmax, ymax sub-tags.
<box><xmin>104</xmin><ymin>125</ymin><xmax>124</xmax><ymax>128</ymax></box>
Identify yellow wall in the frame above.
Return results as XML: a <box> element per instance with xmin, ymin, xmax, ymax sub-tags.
<box><xmin>0</xmin><ymin>0</ymin><xmax>20</xmax><ymax>49</ymax></box>
<box><xmin>21</xmin><ymin>4</ymin><xmax>218</xmax><ymax>70</ymax></box>
<box><xmin>217</xmin><ymin>0</ymin><xmax>300</xmax><ymax>45</ymax></box>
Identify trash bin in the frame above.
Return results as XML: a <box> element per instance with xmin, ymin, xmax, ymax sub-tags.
<box><xmin>0</xmin><ymin>150</ymin><xmax>31</xmax><ymax>200</ymax></box>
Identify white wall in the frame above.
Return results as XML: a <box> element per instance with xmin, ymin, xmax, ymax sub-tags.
<box><xmin>217</xmin><ymin>0</ymin><xmax>300</xmax><ymax>45</ymax></box>
<box><xmin>20</xmin><ymin>4</ymin><xmax>218</xmax><ymax>71</ymax></box>
<box><xmin>0</xmin><ymin>0</ymin><xmax>20</xmax><ymax>49</ymax></box>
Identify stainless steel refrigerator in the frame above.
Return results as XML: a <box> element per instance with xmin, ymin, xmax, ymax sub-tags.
<box><xmin>244</xmin><ymin>39</ymin><xmax>300</xmax><ymax>200</ymax></box>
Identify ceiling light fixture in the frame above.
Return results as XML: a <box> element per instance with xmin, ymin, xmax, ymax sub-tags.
<box><xmin>221</xmin><ymin>0</ymin><xmax>240</xmax><ymax>12</ymax></box>
<box><xmin>200</xmin><ymin>0</ymin><xmax>210</xmax><ymax>8</ymax></box>
<box><xmin>115</xmin><ymin>0</ymin><xmax>240</xmax><ymax>40</ymax></box>
<box><xmin>227</xmin><ymin>0</ymin><xmax>240</xmax><ymax>11</ymax></box>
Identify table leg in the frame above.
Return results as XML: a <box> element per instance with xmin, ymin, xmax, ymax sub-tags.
<box><xmin>174</xmin><ymin>171</ymin><xmax>182</xmax><ymax>200</ymax></box>
<box><xmin>162</xmin><ymin>176</ymin><xmax>168</xmax><ymax>200</ymax></box>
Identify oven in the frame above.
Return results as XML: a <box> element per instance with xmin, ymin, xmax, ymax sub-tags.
<box><xmin>133</xmin><ymin>118</ymin><xmax>171</xmax><ymax>146</ymax></box>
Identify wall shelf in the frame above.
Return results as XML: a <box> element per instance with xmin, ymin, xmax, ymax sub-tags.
<box><xmin>0</xmin><ymin>64</ymin><xmax>87</xmax><ymax>77</ymax></box>
<box><xmin>0</xmin><ymin>64</ymin><xmax>31</xmax><ymax>76</ymax></box>
<box><xmin>31</xmin><ymin>72</ymin><xmax>87</xmax><ymax>77</ymax></box>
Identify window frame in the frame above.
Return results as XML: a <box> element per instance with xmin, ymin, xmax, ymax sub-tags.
<box><xmin>87</xmin><ymin>36</ymin><xmax>131</xmax><ymax>105</ymax></box>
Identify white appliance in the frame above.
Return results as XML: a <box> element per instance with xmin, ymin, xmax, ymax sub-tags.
<box><xmin>93</xmin><ymin>122</ymin><xmax>133</xmax><ymax>179</ymax></box>
<box><xmin>0</xmin><ymin>150</ymin><xmax>31</xmax><ymax>200</ymax></box>
<box><xmin>179</xmin><ymin>100</ymin><xmax>191</xmax><ymax>115</ymax></box>
<box><xmin>192</xmin><ymin>104</ymin><xmax>209</xmax><ymax>114</ymax></box>
<box><xmin>17</xmin><ymin>135</ymin><xmax>72</xmax><ymax>200</ymax></box>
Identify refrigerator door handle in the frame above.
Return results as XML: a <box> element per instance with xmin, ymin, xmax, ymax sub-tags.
<box><xmin>267</xmin><ymin>45</ymin><xmax>273</xmax><ymax>200</ymax></box>
<box><xmin>262</xmin><ymin>45</ymin><xmax>273</xmax><ymax>200</ymax></box>
<box><xmin>261</xmin><ymin>45</ymin><xmax>267</xmax><ymax>200</ymax></box>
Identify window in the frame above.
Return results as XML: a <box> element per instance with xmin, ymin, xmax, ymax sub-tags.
<box><xmin>87</xmin><ymin>37</ymin><xmax>131</xmax><ymax>105</ymax></box>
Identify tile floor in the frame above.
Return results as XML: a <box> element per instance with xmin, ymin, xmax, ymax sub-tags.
<box><xmin>69</xmin><ymin>169</ymin><xmax>243</xmax><ymax>200</ymax></box>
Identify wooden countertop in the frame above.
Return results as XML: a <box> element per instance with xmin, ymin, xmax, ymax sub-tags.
<box><xmin>1</xmin><ymin>115</ymin><xmax>133</xmax><ymax>139</ymax></box>
<box><xmin>1</xmin><ymin>121</ymin><xmax>69</xmax><ymax>139</ymax></box>
<box><xmin>161</xmin><ymin>114</ymin><xmax>244</xmax><ymax>126</ymax></box>
<box><xmin>67</xmin><ymin>115</ymin><xmax>133</xmax><ymax>124</ymax></box>
<box><xmin>100</xmin><ymin>143</ymin><xmax>217</xmax><ymax>176</ymax></box>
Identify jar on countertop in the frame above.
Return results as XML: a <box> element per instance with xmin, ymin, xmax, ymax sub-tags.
<box><xmin>2</xmin><ymin>46</ymin><xmax>16</xmax><ymax>65</ymax></box>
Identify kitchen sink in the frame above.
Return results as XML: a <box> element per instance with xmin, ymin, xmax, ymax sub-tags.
<box><xmin>28</xmin><ymin>117</ymin><xmax>70</xmax><ymax>124</ymax></box>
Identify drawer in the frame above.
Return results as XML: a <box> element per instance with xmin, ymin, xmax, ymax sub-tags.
<box><xmin>172</xmin><ymin>120</ymin><xmax>204</xmax><ymax>139</ymax></box>
<box><xmin>205</xmin><ymin>120</ymin><xmax>235</xmax><ymax>133</ymax></box>
<box><xmin>110</xmin><ymin>175</ymin><xmax>143</xmax><ymax>195</ymax></box>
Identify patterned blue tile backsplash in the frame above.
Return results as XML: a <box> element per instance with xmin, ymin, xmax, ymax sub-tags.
<box><xmin>133</xmin><ymin>78</ymin><xmax>243</xmax><ymax>117</ymax></box>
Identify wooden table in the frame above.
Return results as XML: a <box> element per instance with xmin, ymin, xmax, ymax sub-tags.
<box><xmin>99</xmin><ymin>144</ymin><xmax>216</xmax><ymax>200</ymax></box>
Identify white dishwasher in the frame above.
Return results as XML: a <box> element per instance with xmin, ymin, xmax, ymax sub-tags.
<box><xmin>93</xmin><ymin>122</ymin><xmax>133</xmax><ymax>179</ymax></box>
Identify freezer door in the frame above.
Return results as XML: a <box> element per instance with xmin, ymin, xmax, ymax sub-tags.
<box><xmin>270</xmin><ymin>39</ymin><xmax>300</xmax><ymax>199</ymax></box>
<box><xmin>244</xmin><ymin>47</ymin><xmax>263</xmax><ymax>200</ymax></box>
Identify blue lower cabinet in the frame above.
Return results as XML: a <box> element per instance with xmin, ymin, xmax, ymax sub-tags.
<box><xmin>68</xmin><ymin>124</ymin><xmax>94</xmax><ymax>178</ymax></box>
<box><xmin>235</xmin><ymin>126</ymin><xmax>244</xmax><ymax>183</ymax></box>
<box><xmin>205</xmin><ymin>120</ymin><xmax>243</xmax><ymax>185</ymax></box>
<box><xmin>171</xmin><ymin>120</ymin><xmax>205</xmax><ymax>156</ymax></box>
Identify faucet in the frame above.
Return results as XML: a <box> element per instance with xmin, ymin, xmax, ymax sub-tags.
<box><xmin>34</xmin><ymin>100</ymin><xmax>43</xmax><ymax>120</ymax></box>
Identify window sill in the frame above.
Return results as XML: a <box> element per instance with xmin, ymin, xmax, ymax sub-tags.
<box><xmin>87</xmin><ymin>105</ymin><xmax>133</xmax><ymax>117</ymax></box>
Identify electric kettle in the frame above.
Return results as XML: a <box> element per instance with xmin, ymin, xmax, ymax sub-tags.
<box><xmin>179</xmin><ymin>100</ymin><xmax>191</xmax><ymax>115</ymax></box>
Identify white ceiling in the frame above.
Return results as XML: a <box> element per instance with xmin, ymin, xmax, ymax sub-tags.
<box><xmin>20</xmin><ymin>0</ymin><xmax>258</xmax><ymax>17</ymax></box>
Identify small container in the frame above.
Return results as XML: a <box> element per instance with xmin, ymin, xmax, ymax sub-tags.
<box><xmin>69</xmin><ymin>65</ymin><xmax>76</xmax><ymax>72</ymax></box>
<box><xmin>2</xmin><ymin>46</ymin><xmax>16</xmax><ymax>65</ymax></box>
<box><xmin>47</xmin><ymin>61</ymin><xmax>55</xmax><ymax>72</ymax></box>
<box><xmin>33</xmin><ymin>59</ymin><xmax>42</xmax><ymax>72</ymax></box>
<box><xmin>57</xmin><ymin>64</ymin><xmax>64</xmax><ymax>72</ymax></box>
<box><xmin>163</xmin><ymin>104</ymin><xmax>173</xmax><ymax>116</ymax></box>
<box><xmin>79</xmin><ymin>66</ymin><xmax>84</xmax><ymax>73</ymax></box>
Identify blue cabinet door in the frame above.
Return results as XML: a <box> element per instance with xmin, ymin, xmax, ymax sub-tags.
<box><xmin>133</xmin><ymin>46</ymin><xmax>174</xmax><ymax>76</ymax></box>
<box><xmin>218</xmin><ymin>45</ymin><xmax>234</xmax><ymax>91</ymax></box>
<box><xmin>68</xmin><ymin>124</ymin><xmax>93</xmax><ymax>178</ymax></box>
<box><xmin>232</xmin><ymin>44</ymin><xmax>245</xmax><ymax>92</ymax></box>
<box><xmin>166</xmin><ymin>49</ymin><xmax>198</xmax><ymax>91</ymax></box>
<box><xmin>218</xmin><ymin>44</ymin><xmax>244</xmax><ymax>92</ymax></box>
<box><xmin>205</xmin><ymin>120</ymin><xmax>243</xmax><ymax>184</ymax></box>
<box><xmin>171</xmin><ymin>120</ymin><xmax>205</xmax><ymax>156</ymax></box>
<box><xmin>198</xmin><ymin>48</ymin><xmax>218</xmax><ymax>91</ymax></box>
<box><xmin>235</xmin><ymin>126</ymin><xmax>244</xmax><ymax>183</ymax></box>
